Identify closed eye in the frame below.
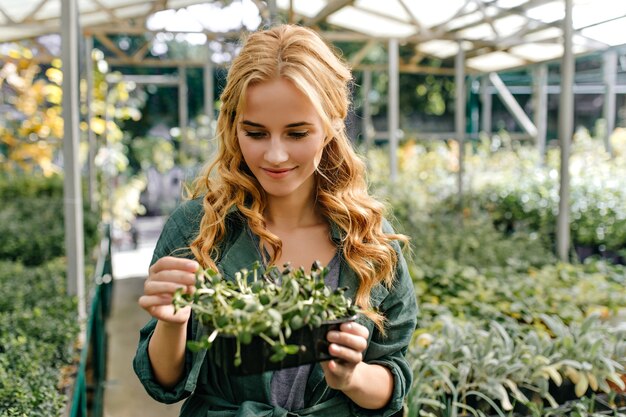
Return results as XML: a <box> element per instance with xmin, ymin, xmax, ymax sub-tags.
<box><xmin>243</xmin><ymin>130</ymin><xmax>267</xmax><ymax>139</ymax></box>
<box><xmin>289</xmin><ymin>131</ymin><xmax>309</xmax><ymax>139</ymax></box>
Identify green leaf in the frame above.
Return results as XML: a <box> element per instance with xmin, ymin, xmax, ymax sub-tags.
<box><xmin>283</xmin><ymin>344</ymin><xmax>301</xmax><ymax>355</ymax></box>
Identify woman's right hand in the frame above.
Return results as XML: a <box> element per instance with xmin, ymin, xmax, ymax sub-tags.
<box><xmin>138</xmin><ymin>256</ymin><xmax>199</xmax><ymax>325</ymax></box>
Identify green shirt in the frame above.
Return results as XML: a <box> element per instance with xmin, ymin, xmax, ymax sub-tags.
<box><xmin>133</xmin><ymin>198</ymin><xmax>418</xmax><ymax>417</ymax></box>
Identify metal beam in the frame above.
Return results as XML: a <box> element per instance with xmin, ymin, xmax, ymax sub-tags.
<box><xmin>95</xmin><ymin>34</ymin><xmax>127</xmax><ymax>59</ymax></box>
<box><xmin>83</xmin><ymin>26</ymin><xmax>242</xmax><ymax>38</ymax></box>
<box><xmin>131</xmin><ymin>35</ymin><xmax>155</xmax><ymax>62</ymax></box>
<box><xmin>488</xmin><ymin>72</ymin><xmax>538</xmax><ymax>137</ymax></box>
<box><xmin>120</xmin><ymin>74</ymin><xmax>179</xmax><ymax>85</ymax></box>
<box><xmin>92</xmin><ymin>0</ymin><xmax>119</xmax><ymax>22</ymax></box>
<box><xmin>0</xmin><ymin>5</ymin><xmax>16</xmax><ymax>24</ymax></box>
<box><xmin>61</xmin><ymin>0</ymin><xmax>86</xmax><ymax>320</ymax></box>
<box><xmin>88</xmin><ymin>57</ymin><xmax>461</xmax><ymax>75</ymax></box>
<box><xmin>455</xmin><ymin>42</ymin><xmax>466</xmax><ymax>202</ymax></box>
<box><xmin>356</xmin><ymin>64</ymin><xmax>457</xmax><ymax>76</ymax></box>
<box><xmin>420</xmin><ymin>0</ymin><xmax>473</xmax><ymax>40</ymax></box>
<box><xmin>483</xmin><ymin>84</ymin><xmax>626</xmax><ymax>95</ymax></box>
<box><xmin>5</xmin><ymin>0</ymin><xmax>175</xmax><ymax>26</ymax></box>
<box><xmin>106</xmin><ymin>58</ymin><xmax>227</xmax><ymax>68</ymax></box>
<box><xmin>349</xmin><ymin>40</ymin><xmax>377</xmax><ymax>67</ymax></box>
<box><xmin>23</xmin><ymin>0</ymin><xmax>49</xmax><ymax>22</ymax></box>
<box><xmin>388</xmin><ymin>39</ymin><xmax>399</xmax><ymax>182</ymax></box>
<box><xmin>533</xmin><ymin>64</ymin><xmax>548</xmax><ymax>162</ymax></box>
<box><xmin>397</xmin><ymin>0</ymin><xmax>425</xmax><ymax>35</ymax></box>
<box><xmin>603</xmin><ymin>50</ymin><xmax>617</xmax><ymax>156</ymax></box>
<box><xmin>305</xmin><ymin>0</ymin><xmax>353</xmax><ymax>26</ymax></box>
<box><xmin>557</xmin><ymin>0</ymin><xmax>574</xmax><ymax>262</ymax></box>
<box><xmin>472</xmin><ymin>0</ymin><xmax>501</xmax><ymax>39</ymax></box>
<box><xmin>439</xmin><ymin>0</ymin><xmax>550</xmax><ymax>36</ymax></box>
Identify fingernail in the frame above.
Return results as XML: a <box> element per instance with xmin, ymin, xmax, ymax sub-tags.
<box><xmin>187</xmin><ymin>261</ymin><xmax>199</xmax><ymax>270</ymax></box>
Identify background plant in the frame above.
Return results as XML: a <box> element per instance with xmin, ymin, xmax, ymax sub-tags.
<box><xmin>0</xmin><ymin>259</ymin><xmax>78</xmax><ymax>417</ymax></box>
<box><xmin>367</xmin><ymin>132</ymin><xmax>626</xmax><ymax>416</ymax></box>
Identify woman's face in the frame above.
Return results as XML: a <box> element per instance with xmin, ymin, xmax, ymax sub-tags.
<box><xmin>237</xmin><ymin>78</ymin><xmax>326</xmax><ymax>201</ymax></box>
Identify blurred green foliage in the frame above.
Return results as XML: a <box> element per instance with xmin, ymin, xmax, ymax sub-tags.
<box><xmin>367</xmin><ymin>129</ymin><xmax>626</xmax><ymax>416</ymax></box>
<box><xmin>0</xmin><ymin>174</ymin><xmax>100</xmax><ymax>266</ymax></box>
<box><xmin>0</xmin><ymin>259</ymin><xmax>78</xmax><ymax>417</ymax></box>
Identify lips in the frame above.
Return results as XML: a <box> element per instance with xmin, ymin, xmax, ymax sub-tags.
<box><xmin>262</xmin><ymin>167</ymin><xmax>295</xmax><ymax>179</ymax></box>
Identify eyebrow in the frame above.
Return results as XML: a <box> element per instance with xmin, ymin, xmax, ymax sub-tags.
<box><xmin>240</xmin><ymin>120</ymin><xmax>313</xmax><ymax>128</ymax></box>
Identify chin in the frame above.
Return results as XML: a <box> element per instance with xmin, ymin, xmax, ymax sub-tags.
<box><xmin>263</xmin><ymin>188</ymin><xmax>297</xmax><ymax>198</ymax></box>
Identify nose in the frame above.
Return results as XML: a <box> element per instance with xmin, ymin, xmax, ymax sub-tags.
<box><xmin>264</xmin><ymin>136</ymin><xmax>288</xmax><ymax>165</ymax></box>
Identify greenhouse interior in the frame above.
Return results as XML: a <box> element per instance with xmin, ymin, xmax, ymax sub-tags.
<box><xmin>1</xmin><ymin>0</ymin><xmax>626</xmax><ymax>416</ymax></box>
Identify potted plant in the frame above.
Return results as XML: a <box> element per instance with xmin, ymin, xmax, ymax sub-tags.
<box><xmin>173</xmin><ymin>261</ymin><xmax>360</xmax><ymax>375</ymax></box>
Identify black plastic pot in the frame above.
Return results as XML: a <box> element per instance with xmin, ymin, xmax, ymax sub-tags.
<box><xmin>212</xmin><ymin>315</ymin><xmax>358</xmax><ymax>375</ymax></box>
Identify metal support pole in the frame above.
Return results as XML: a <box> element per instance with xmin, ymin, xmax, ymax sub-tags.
<box><xmin>288</xmin><ymin>0</ymin><xmax>294</xmax><ymax>23</ymax></box>
<box><xmin>533</xmin><ymin>64</ymin><xmax>548</xmax><ymax>163</ymax></box>
<box><xmin>388</xmin><ymin>39</ymin><xmax>399</xmax><ymax>182</ymax></box>
<box><xmin>557</xmin><ymin>0</ymin><xmax>574</xmax><ymax>262</ymax></box>
<box><xmin>489</xmin><ymin>72</ymin><xmax>538</xmax><ymax>138</ymax></box>
<box><xmin>480</xmin><ymin>75</ymin><xmax>492</xmax><ymax>136</ymax></box>
<box><xmin>178</xmin><ymin>66</ymin><xmax>188</xmax><ymax>163</ymax></box>
<box><xmin>61</xmin><ymin>0</ymin><xmax>86</xmax><ymax>321</ymax></box>
<box><xmin>603</xmin><ymin>50</ymin><xmax>617</xmax><ymax>156</ymax></box>
<box><xmin>362</xmin><ymin>69</ymin><xmax>373</xmax><ymax>151</ymax></box>
<box><xmin>455</xmin><ymin>43</ymin><xmax>466</xmax><ymax>201</ymax></box>
<box><xmin>85</xmin><ymin>36</ymin><xmax>96</xmax><ymax>211</ymax></box>
<box><xmin>203</xmin><ymin>60</ymin><xmax>214</xmax><ymax>131</ymax></box>
<box><xmin>268</xmin><ymin>0</ymin><xmax>278</xmax><ymax>26</ymax></box>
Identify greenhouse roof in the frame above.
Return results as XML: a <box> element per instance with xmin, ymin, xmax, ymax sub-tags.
<box><xmin>1</xmin><ymin>0</ymin><xmax>625</xmax><ymax>73</ymax></box>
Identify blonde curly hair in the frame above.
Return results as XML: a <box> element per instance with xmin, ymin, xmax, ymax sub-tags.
<box><xmin>189</xmin><ymin>24</ymin><xmax>406</xmax><ymax>330</ymax></box>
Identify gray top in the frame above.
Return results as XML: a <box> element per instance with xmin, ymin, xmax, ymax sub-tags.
<box><xmin>245</xmin><ymin>224</ymin><xmax>340</xmax><ymax>411</ymax></box>
<box><xmin>269</xmin><ymin>252</ymin><xmax>340</xmax><ymax>411</ymax></box>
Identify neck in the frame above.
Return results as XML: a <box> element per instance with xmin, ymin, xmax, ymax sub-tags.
<box><xmin>265</xmin><ymin>193</ymin><xmax>322</xmax><ymax>230</ymax></box>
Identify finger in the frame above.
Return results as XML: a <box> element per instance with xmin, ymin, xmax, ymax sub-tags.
<box><xmin>138</xmin><ymin>294</ymin><xmax>175</xmax><ymax>309</ymax></box>
<box><xmin>327</xmin><ymin>330</ymin><xmax>367</xmax><ymax>353</ymax></box>
<box><xmin>321</xmin><ymin>359</ymin><xmax>345</xmax><ymax>380</ymax></box>
<box><xmin>144</xmin><ymin>281</ymin><xmax>192</xmax><ymax>296</ymax></box>
<box><xmin>339</xmin><ymin>322</ymin><xmax>369</xmax><ymax>339</ymax></box>
<box><xmin>146</xmin><ymin>305</ymin><xmax>191</xmax><ymax>322</ymax></box>
<box><xmin>328</xmin><ymin>342</ymin><xmax>363</xmax><ymax>364</ymax></box>
<box><xmin>148</xmin><ymin>269</ymin><xmax>197</xmax><ymax>286</ymax></box>
<box><xmin>150</xmin><ymin>257</ymin><xmax>199</xmax><ymax>275</ymax></box>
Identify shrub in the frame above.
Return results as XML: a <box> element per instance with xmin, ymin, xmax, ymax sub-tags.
<box><xmin>0</xmin><ymin>174</ymin><xmax>99</xmax><ymax>265</ymax></box>
<box><xmin>0</xmin><ymin>259</ymin><xmax>78</xmax><ymax>417</ymax></box>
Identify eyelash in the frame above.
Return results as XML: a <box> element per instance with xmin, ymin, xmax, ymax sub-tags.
<box><xmin>243</xmin><ymin>131</ymin><xmax>309</xmax><ymax>139</ymax></box>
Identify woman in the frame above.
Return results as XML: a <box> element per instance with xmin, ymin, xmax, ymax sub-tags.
<box><xmin>134</xmin><ymin>24</ymin><xmax>417</xmax><ymax>417</ymax></box>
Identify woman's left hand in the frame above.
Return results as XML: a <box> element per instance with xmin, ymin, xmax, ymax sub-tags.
<box><xmin>320</xmin><ymin>321</ymin><xmax>369</xmax><ymax>391</ymax></box>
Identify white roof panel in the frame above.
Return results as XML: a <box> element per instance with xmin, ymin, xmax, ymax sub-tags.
<box><xmin>467</xmin><ymin>51</ymin><xmax>527</xmax><ymax>72</ymax></box>
<box><xmin>327</xmin><ymin>6</ymin><xmax>417</xmax><ymax>38</ymax></box>
<box><xmin>581</xmin><ymin>16</ymin><xmax>626</xmax><ymax>47</ymax></box>
<box><xmin>0</xmin><ymin>0</ymin><xmax>625</xmax><ymax>73</ymax></box>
